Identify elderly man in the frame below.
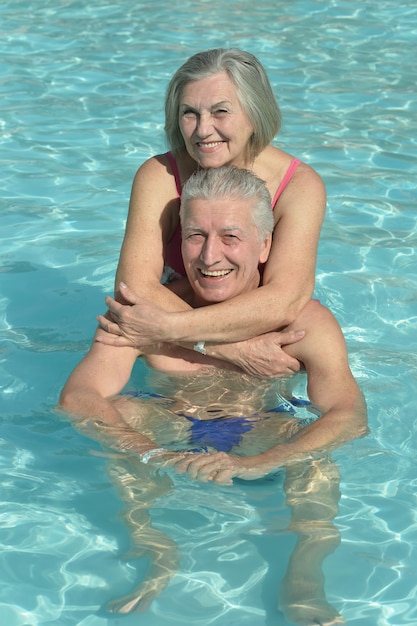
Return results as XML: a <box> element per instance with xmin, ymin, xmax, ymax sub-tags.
<box><xmin>59</xmin><ymin>166</ymin><xmax>366</xmax><ymax>623</ymax></box>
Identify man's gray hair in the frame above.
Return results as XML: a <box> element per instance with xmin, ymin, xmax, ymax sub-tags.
<box><xmin>180</xmin><ymin>166</ymin><xmax>274</xmax><ymax>241</ymax></box>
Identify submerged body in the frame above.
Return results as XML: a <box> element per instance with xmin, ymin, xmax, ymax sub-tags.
<box><xmin>78</xmin><ymin>365</ymin><xmax>345</xmax><ymax>624</ymax></box>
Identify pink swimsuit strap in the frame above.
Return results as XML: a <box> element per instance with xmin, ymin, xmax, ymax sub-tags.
<box><xmin>271</xmin><ymin>158</ymin><xmax>301</xmax><ymax>208</ymax></box>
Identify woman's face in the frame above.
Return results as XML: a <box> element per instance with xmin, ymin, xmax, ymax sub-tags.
<box><xmin>178</xmin><ymin>72</ymin><xmax>254</xmax><ymax>169</ymax></box>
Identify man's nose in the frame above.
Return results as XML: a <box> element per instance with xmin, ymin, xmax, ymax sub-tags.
<box><xmin>200</xmin><ymin>235</ymin><xmax>221</xmax><ymax>266</ymax></box>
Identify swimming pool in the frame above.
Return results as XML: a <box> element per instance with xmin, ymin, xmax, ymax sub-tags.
<box><xmin>1</xmin><ymin>0</ymin><xmax>416</xmax><ymax>624</ymax></box>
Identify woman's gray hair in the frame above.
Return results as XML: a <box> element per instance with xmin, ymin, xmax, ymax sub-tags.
<box><xmin>180</xmin><ymin>166</ymin><xmax>274</xmax><ymax>241</ymax></box>
<box><xmin>165</xmin><ymin>48</ymin><xmax>281</xmax><ymax>158</ymax></box>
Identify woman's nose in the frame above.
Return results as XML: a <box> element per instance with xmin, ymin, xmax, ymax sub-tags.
<box><xmin>196</xmin><ymin>112</ymin><xmax>214</xmax><ymax>138</ymax></box>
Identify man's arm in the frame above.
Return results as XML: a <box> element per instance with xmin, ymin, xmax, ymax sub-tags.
<box><xmin>168</xmin><ymin>300</ymin><xmax>367</xmax><ymax>484</ymax></box>
<box><xmin>58</xmin><ymin>333</ymin><xmax>159</xmax><ymax>456</ymax></box>
<box><xmin>262</xmin><ymin>300</ymin><xmax>368</xmax><ymax>463</ymax></box>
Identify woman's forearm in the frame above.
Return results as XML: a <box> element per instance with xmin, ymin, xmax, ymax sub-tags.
<box><xmin>175</xmin><ymin>329</ymin><xmax>304</xmax><ymax>377</ymax></box>
<box><xmin>117</xmin><ymin>277</ymin><xmax>193</xmax><ymax>313</ymax></box>
<box><xmin>98</xmin><ymin>282</ymin><xmax>308</xmax><ymax>376</ymax></box>
<box><xmin>163</xmin><ymin>282</ymin><xmax>310</xmax><ymax>343</ymax></box>
<box><xmin>113</xmin><ymin>272</ymin><xmax>310</xmax><ymax>344</ymax></box>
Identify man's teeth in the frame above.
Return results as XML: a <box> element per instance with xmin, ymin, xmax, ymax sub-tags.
<box><xmin>200</xmin><ymin>269</ymin><xmax>232</xmax><ymax>277</ymax></box>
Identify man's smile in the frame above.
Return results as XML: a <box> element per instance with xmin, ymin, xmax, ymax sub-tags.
<box><xmin>199</xmin><ymin>268</ymin><xmax>233</xmax><ymax>277</ymax></box>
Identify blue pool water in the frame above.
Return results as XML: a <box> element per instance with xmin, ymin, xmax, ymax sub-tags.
<box><xmin>1</xmin><ymin>1</ymin><xmax>417</xmax><ymax>624</ymax></box>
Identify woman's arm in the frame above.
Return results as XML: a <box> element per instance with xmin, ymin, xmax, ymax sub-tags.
<box><xmin>115</xmin><ymin>158</ymin><xmax>326</xmax><ymax>343</ymax></box>
<box><xmin>98</xmin><ymin>283</ymin><xmax>306</xmax><ymax>376</ymax></box>
<box><xmin>114</xmin><ymin>155</ymin><xmax>193</xmax><ymax>312</ymax></box>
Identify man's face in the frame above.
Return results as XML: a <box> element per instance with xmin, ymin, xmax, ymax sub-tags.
<box><xmin>181</xmin><ymin>196</ymin><xmax>271</xmax><ymax>306</ymax></box>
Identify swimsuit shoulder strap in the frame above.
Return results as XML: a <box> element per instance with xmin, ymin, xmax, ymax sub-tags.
<box><xmin>165</xmin><ymin>151</ymin><xmax>182</xmax><ymax>198</ymax></box>
<box><xmin>271</xmin><ymin>158</ymin><xmax>302</xmax><ymax>208</ymax></box>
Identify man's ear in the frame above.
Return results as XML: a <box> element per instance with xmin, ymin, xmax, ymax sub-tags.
<box><xmin>259</xmin><ymin>233</ymin><xmax>272</xmax><ymax>264</ymax></box>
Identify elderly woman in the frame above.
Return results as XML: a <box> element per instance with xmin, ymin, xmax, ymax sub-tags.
<box><xmin>99</xmin><ymin>48</ymin><xmax>326</xmax><ymax>376</ymax></box>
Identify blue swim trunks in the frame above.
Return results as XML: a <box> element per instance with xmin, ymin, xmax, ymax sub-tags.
<box><xmin>179</xmin><ymin>414</ymin><xmax>254</xmax><ymax>453</ymax></box>
<box><xmin>177</xmin><ymin>396</ymin><xmax>311</xmax><ymax>453</ymax></box>
<box><xmin>122</xmin><ymin>390</ymin><xmax>315</xmax><ymax>453</ymax></box>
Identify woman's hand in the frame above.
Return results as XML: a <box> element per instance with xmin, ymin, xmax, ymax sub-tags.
<box><xmin>224</xmin><ymin>330</ymin><xmax>304</xmax><ymax>377</ymax></box>
<box><xmin>96</xmin><ymin>283</ymin><xmax>171</xmax><ymax>349</ymax></box>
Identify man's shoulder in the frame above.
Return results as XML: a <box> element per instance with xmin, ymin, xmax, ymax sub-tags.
<box><xmin>298</xmin><ymin>298</ymin><xmax>333</xmax><ymax>322</ymax></box>
<box><xmin>285</xmin><ymin>299</ymin><xmax>345</xmax><ymax>363</ymax></box>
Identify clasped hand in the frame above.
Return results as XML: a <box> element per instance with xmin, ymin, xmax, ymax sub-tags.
<box><xmin>96</xmin><ymin>282</ymin><xmax>170</xmax><ymax>349</ymax></box>
<box><xmin>150</xmin><ymin>450</ymin><xmax>272</xmax><ymax>486</ymax></box>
